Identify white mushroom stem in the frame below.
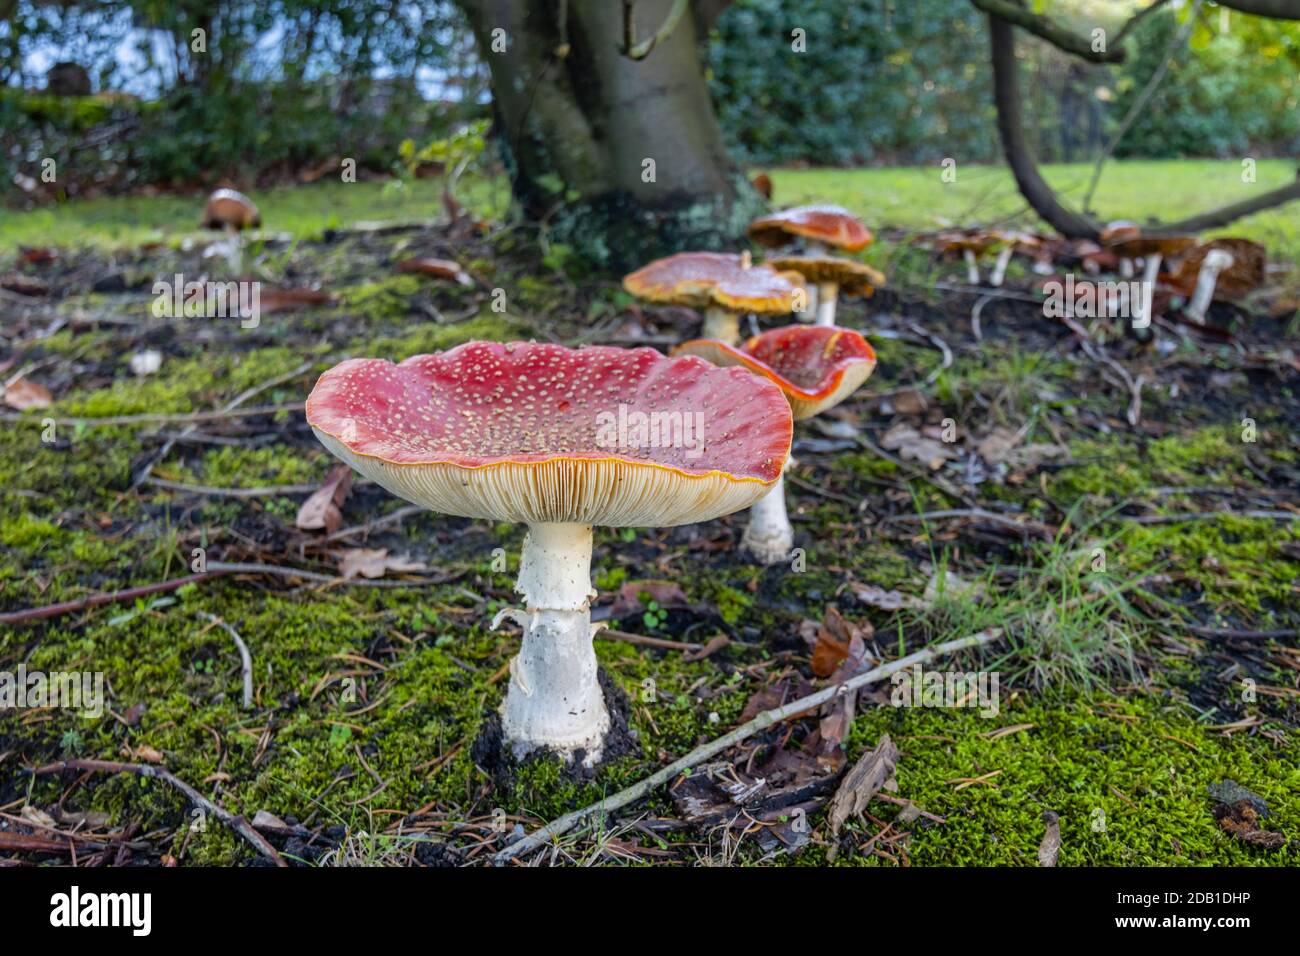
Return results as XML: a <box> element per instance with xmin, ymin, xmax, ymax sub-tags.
<box><xmin>963</xmin><ymin>249</ymin><xmax>980</xmax><ymax>285</ymax></box>
<box><xmin>1185</xmin><ymin>249</ymin><xmax>1234</xmax><ymax>325</ymax></box>
<box><xmin>701</xmin><ymin>305</ymin><xmax>741</xmax><ymax>343</ymax></box>
<box><xmin>815</xmin><ymin>282</ymin><xmax>839</xmax><ymax>326</ymax></box>
<box><xmin>1135</xmin><ymin>253</ymin><xmax>1162</xmax><ymax>328</ymax></box>
<box><xmin>1119</xmin><ymin>257</ymin><xmax>1134</xmax><ymax>279</ymax></box>
<box><xmin>742</xmin><ymin>471</ymin><xmax>793</xmax><ymax>565</ymax></box>
<box><xmin>989</xmin><ymin>245</ymin><xmax>1013</xmax><ymax>287</ymax></box>
<box><xmin>797</xmin><ymin>282</ymin><xmax>819</xmax><ymax>322</ymax></box>
<box><xmin>494</xmin><ymin>522</ymin><xmax>609</xmax><ymax>765</ymax></box>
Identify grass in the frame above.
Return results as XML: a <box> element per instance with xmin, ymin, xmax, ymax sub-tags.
<box><xmin>0</xmin><ymin>174</ymin><xmax>512</xmax><ymax>250</ymax></box>
<box><xmin>767</xmin><ymin>158</ymin><xmax>1300</xmax><ymax>263</ymax></box>
<box><xmin>7</xmin><ymin>159</ymin><xmax>1297</xmax><ymax>264</ymax></box>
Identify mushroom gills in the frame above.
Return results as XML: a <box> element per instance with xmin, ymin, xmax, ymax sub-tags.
<box><xmin>495</xmin><ymin>522</ymin><xmax>610</xmax><ymax>764</ymax></box>
<box><xmin>741</xmin><ymin>472</ymin><xmax>794</xmax><ymax>565</ymax></box>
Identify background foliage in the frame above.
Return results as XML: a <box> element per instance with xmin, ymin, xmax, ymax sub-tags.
<box><xmin>2</xmin><ymin>0</ymin><xmax>1298</xmax><ymax>200</ymax></box>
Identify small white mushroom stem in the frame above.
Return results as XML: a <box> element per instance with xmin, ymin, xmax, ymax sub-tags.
<box><xmin>963</xmin><ymin>248</ymin><xmax>980</xmax><ymax>285</ymax></box>
<box><xmin>814</xmin><ymin>281</ymin><xmax>840</xmax><ymax>326</ymax></box>
<box><xmin>796</xmin><ymin>282</ymin><xmax>819</xmax><ymax>322</ymax></box>
<box><xmin>742</xmin><ymin>471</ymin><xmax>793</xmax><ymax>565</ymax></box>
<box><xmin>1135</xmin><ymin>253</ymin><xmax>1162</xmax><ymax>327</ymax></box>
<box><xmin>701</xmin><ymin>305</ymin><xmax>741</xmax><ymax>343</ymax></box>
<box><xmin>495</xmin><ymin>522</ymin><xmax>609</xmax><ymax>765</ymax></box>
<box><xmin>1185</xmin><ymin>249</ymin><xmax>1234</xmax><ymax>324</ymax></box>
<box><xmin>989</xmin><ymin>245</ymin><xmax>1014</xmax><ymax>287</ymax></box>
<box><xmin>1119</xmin><ymin>257</ymin><xmax>1135</xmax><ymax>279</ymax></box>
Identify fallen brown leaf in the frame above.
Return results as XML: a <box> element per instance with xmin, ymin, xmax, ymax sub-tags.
<box><xmin>296</xmin><ymin>465</ymin><xmax>353</xmax><ymax>534</ymax></box>
<box><xmin>1038</xmin><ymin>810</ymin><xmax>1061</xmax><ymax>866</ymax></box>
<box><xmin>4</xmin><ymin>376</ymin><xmax>53</xmax><ymax>411</ymax></box>
<box><xmin>827</xmin><ymin>734</ymin><xmax>900</xmax><ymax>841</ymax></box>
<box><xmin>395</xmin><ymin>257</ymin><xmax>473</xmax><ymax>286</ymax></box>
<box><xmin>1212</xmin><ymin>800</ymin><xmax>1286</xmax><ymax>850</ymax></box>
<box><xmin>337</xmin><ymin>547</ymin><xmax>428</xmax><ymax>580</ymax></box>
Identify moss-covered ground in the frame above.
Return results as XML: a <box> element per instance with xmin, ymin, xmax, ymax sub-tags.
<box><xmin>1</xmin><ymin>171</ymin><xmax>1297</xmax><ymax>867</ymax></box>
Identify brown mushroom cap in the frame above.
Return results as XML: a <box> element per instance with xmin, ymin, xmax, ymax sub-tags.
<box><xmin>768</xmin><ymin>255</ymin><xmax>884</xmax><ymax>296</ymax></box>
<box><xmin>623</xmin><ymin>252</ymin><xmax>798</xmax><ymax>314</ymax></box>
<box><xmin>748</xmin><ymin>205</ymin><xmax>873</xmax><ymax>252</ymax></box>
<box><xmin>928</xmin><ymin>230</ymin><xmax>1003</xmax><ymax>255</ymax></box>
<box><xmin>1100</xmin><ymin>220</ymin><xmax>1141</xmax><ymax>245</ymax></box>
<box><xmin>1105</xmin><ymin>234</ymin><xmax>1197</xmax><ymax>259</ymax></box>
<box><xmin>202</xmin><ymin>188</ymin><xmax>261</xmax><ymax>230</ymax></box>
<box><xmin>1166</xmin><ymin>238</ymin><xmax>1266</xmax><ymax>301</ymax></box>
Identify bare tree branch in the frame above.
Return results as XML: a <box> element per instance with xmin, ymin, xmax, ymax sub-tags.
<box><xmin>1158</xmin><ymin>174</ymin><xmax>1300</xmax><ymax>233</ymax></box>
<box><xmin>620</xmin><ymin>0</ymin><xmax>690</xmax><ymax>60</ymax></box>
<box><xmin>970</xmin><ymin>0</ymin><xmax>1171</xmax><ymax>63</ymax></box>
<box><xmin>988</xmin><ymin>10</ymin><xmax>1300</xmax><ymax>238</ymax></box>
<box><xmin>1082</xmin><ymin>0</ymin><xmax>1201</xmax><ymax>212</ymax></box>
<box><xmin>1216</xmin><ymin>0</ymin><xmax>1300</xmax><ymax>18</ymax></box>
<box><xmin>989</xmin><ymin>13</ymin><xmax>1100</xmax><ymax>237</ymax></box>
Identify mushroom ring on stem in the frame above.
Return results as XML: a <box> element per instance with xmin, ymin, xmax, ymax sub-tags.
<box><xmin>768</xmin><ymin>255</ymin><xmax>883</xmax><ymax>326</ymax></box>
<box><xmin>306</xmin><ymin>341</ymin><xmax>792</xmax><ymax>764</ymax></box>
<box><xmin>623</xmin><ymin>251</ymin><xmax>800</xmax><ymax>344</ymax></box>
<box><xmin>674</xmin><ymin>326</ymin><xmax>877</xmax><ymax>565</ymax></box>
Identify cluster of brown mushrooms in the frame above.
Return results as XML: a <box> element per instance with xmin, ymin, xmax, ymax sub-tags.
<box><xmin>305</xmin><ymin>204</ymin><xmax>883</xmax><ymax>764</ymax></box>
<box><xmin>925</xmin><ymin>221</ymin><xmax>1265</xmax><ymax>325</ymax></box>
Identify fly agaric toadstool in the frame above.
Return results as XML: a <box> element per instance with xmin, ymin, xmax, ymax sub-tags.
<box><xmin>749</xmin><ymin>205</ymin><xmax>874</xmax><ymax>321</ymax></box>
<box><xmin>767</xmin><ymin>255</ymin><xmax>884</xmax><ymax>326</ymax></box>
<box><xmin>622</xmin><ymin>251</ymin><xmax>799</xmax><ymax>344</ymax></box>
<box><xmin>306</xmin><ymin>341</ymin><xmax>792</xmax><ymax>763</ymax></box>
<box><xmin>674</xmin><ymin>326</ymin><xmax>876</xmax><ymax>564</ymax></box>
<box><xmin>201</xmin><ymin>188</ymin><xmax>261</xmax><ymax>231</ymax></box>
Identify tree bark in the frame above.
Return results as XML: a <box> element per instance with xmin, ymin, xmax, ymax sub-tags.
<box><xmin>457</xmin><ymin>0</ymin><xmax>760</xmax><ymax>269</ymax></box>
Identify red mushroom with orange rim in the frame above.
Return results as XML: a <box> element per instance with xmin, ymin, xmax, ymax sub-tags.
<box><xmin>675</xmin><ymin>326</ymin><xmax>877</xmax><ymax>564</ymax></box>
<box><xmin>306</xmin><ymin>341</ymin><xmax>792</xmax><ymax>763</ymax></box>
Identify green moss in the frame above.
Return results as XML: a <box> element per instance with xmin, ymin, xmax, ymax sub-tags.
<box><xmin>823</xmin><ymin>694</ymin><xmax>1299</xmax><ymax>866</ymax></box>
<box><xmin>357</xmin><ymin>313</ymin><xmax>525</xmax><ymax>358</ymax></box>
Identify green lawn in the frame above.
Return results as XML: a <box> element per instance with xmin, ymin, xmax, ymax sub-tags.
<box><xmin>768</xmin><ymin>158</ymin><xmax>1300</xmax><ymax>263</ymax></box>
<box><xmin>5</xmin><ymin>159</ymin><xmax>1296</xmax><ymax>264</ymax></box>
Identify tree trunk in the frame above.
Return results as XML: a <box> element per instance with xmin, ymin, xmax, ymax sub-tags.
<box><xmin>458</xmin><ymin>0</ymin><xmax>762</xmax><ymax>270</ymax></box>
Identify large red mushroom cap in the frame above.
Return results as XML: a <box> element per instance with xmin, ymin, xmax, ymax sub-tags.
<box><xmin>674</xmin><ymin>325</ymin><xmax>877</xmax><ymax>420</ymax></box>
<box><xmin>748</xmin><ymin>204</ymin><xmax>873</xmax><ymax>252</ymax></box>
<box><xmin>306</xmin><ymin>341</ymin><xmax>793</xmax><ymax>526</ymax></box>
